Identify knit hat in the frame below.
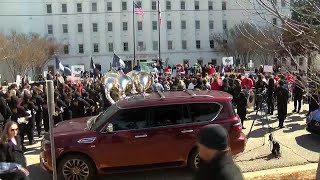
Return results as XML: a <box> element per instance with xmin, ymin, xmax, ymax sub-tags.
<box><xmin>198</xmin><ymin>124</ymin><xmax>229</xmax><ymax>151</ymax></box>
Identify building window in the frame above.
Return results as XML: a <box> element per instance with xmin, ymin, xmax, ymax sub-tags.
<box><xmin>210</xmin><ymin>40</ymin><xmax>214</xmax><ymax>48</ymax></box>
<box><xmin>272</xmin><ymin>18</ymin><xmax>277</xmax><ymax>25</ymax></box>
<box><xmin>152</xmin><ymin>1</ymin><xmax>157</xmax><ymax>10</ymax></box>
<box><xmin>78</xmin><ymin>44</ymin><xmax>84</xmax><ymax>53</ymax></box>
<box><xmin>78</xmin><ymin>23</ymin><xmax>83</xmax><ymax>32</ymax></box>
<box><xmin>222</xmin><ymin>20</ymin><xmax>227</xmax><ymax>30</ymax></box>
<box><xmin>122</xmin><ymin>2</ymin><xmax>127</xmax><ymax>10</ymax></box>
<box><xmin>136</xmin><ymin>1</ymin><xmax>142</xmax><ymax>8</ymax></box>
<box><xmin>108</xmin><ymin>43</ymin><xmax>114</xmax><ymax>52</ymax></box>
<box><xmin>63</xmin><ymin>45</ymin><xmax>69</xmax><ymax>54</ymax></box>
<box><xmin>167</xmin><ymin>21</ymin><xmax>172</xmax><ymax>30</ymax></box>
<box><xmin>182</xmin><ymin>40</ymin><xmax>187</xmax><ymax>49</ymax></box>
<box><xmin>138</xmin><ymin>41</ymin><xmax>144</xmax><ymax>51</ymax></box>
<box><xmin>152</xmin><ymin>21</ymin><xmax>157</xmax><ymax>30</ymax></box>
<box><xmin>181</xmin><ymin>1</ymin><xmax>185</xmax><ymax>10</ymax></box>
<box><xmin>195</xmin><ymin>1</ymin><xmax>200</xmax><ymax>10</ymax></box>
<box><xmin>281</xmin><ymin>0</ymin><xmax>286</xmax><ymax>7</ymax></box>
<box><xmin>153</xmin><ymin>41</ymin><xmax>158</xmax><ymax>51</ymax></box>
<box><xmin>223</xmin><ymin>39</ymin><xmax>227</xmax><ymax>44</ymax></box>
<box><xmin>197</xmin><ymin>60</ymin><xmax>203</xmax><ymax>66</ymax></box>
<box><xmin>208</xmin><ymin>1</ymin><xmax>213</xmax><ymax>10</ymax></box>
<box><xmin>211</xmin><ymin>59</ymin><xmax>217</xmax><ymax>65</ymax></box>
<box><xmin>93</xmin><ymin>23</ymin><xmax>98</xmax><ymax>32</ymax></box>
<box><xmin>166</xmin><ymin>1</ymin><xmax>171</xmax><ymax>10</ymax></box>
<box><xmin>168</xmin><ymin>41</ymin><xmax>173</xmax><ymax>50</ymax></box>
<box><xmin>108</xmin><ymin>22</ymin><xmax>113</xmax><ymax>31</ymax></box>
<box><xmin>209</xmin><ymin>20</ymin><xmax>214</xmax><ymax>30</ymax></box>
<box><xmin>77</xmin><ymin>3</ymin><xmax>82</xmax><ymax>12</ymax></box>
<box><xmin>94</xmin><ymin>43</ymin><xmax>99</xmax><ymax>53</ymax></box>
<box><xmin>123</xmin><ymin>22</ymin><xmax>128</xmax><ymax>31</ymax></box>
<box><xmin>62</xmin><ymin>4</ymin><xmax>67</xmax><ymax>13</ymax></box>
<box><xmin>123</xmin><ymin>42</ymin><xmax>129</xmax><ymax>51</ymax></box>
<box><xmin>62</xmin><ymin>24</ymin><xmax>68</xmax><ymax>33</ymax></box>
<box><xmin>196</xmin><ymin>40</ymin><xmax>201</xmax><ymax>49</ymax></box>
<box><xmin>195</xmin><ymin>20</ymin><xmax>200</xmax><ymax>30</ymax></box>
<box><xmin>181</xmin><ymin>20</ymin><xmax>186</xmax><ymax>29</ymax></box>
<box><xmin>92</xmin><ymin>2</ymin><xmax>97</xmax><ymax>12</ymax></box>
<box><xmin>47</xmin><ymin>4</ymin><xmax>52</xmax><ymax>13</ymax></box>
<box><xmin>107</xmin><ymin>2</ymin><xmax>112</xmax><ymax>11</ymax></box>
<box><xmin>138</xmin><ymin>21</ymin><xmax>143</xmax><ymax>30</ymax></box>
<box><xmin>47</xmin><ymin>25</ymin><xmax>53</xmax><ymax>34</ymax></box>
<box><xmin>222</xmin><ymin>1</ymin><xmax>226</xmax><ymax>10</ymax></box>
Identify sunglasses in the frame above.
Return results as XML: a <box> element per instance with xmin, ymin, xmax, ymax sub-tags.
<box><xmin>10</xmin><ymin>128</ymin><xmax>18</xmax><ymax>132</ymax></box>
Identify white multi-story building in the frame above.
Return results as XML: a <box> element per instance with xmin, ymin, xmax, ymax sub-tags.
<box><xmin>0</xmin><ymin>0</ymin><xmax>291</xmax><ymax>79</ymax></box>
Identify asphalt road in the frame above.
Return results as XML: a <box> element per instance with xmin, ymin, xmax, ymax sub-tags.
<box><xmin>25</xmin><ymin>102</ymin><xmax>320</xmax><ymax>180</ymax></box>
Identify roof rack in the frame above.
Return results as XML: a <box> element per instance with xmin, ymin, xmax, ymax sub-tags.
<box><xmin>157</xmin><ymin>90</ymin><xmax>166</xmax><ymax>99</ymax></box>
<box><xmin>184</xmin><ymin>90</ymin><xmax>196</xmax><ymax>97</ymax></box>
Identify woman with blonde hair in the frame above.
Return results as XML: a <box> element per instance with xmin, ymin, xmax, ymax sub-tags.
<box><xmin>0</xmin><ymin>121</ymin><xmax>29</xmax><ymax>180</ymax></box>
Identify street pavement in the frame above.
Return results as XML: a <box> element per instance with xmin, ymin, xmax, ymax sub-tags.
<box><xmin>25</xmin><ymin>102</ymin><xmax>320</xmax><ymax>180</ymax></box>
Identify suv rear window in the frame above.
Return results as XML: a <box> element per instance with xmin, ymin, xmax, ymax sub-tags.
<box><xmin>187</xmin><ymin>103</ymin><xmax>222</xmax><ymax>123</ymax></box>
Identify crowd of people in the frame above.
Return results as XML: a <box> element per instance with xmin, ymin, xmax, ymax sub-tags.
<box><xmin>0</xmin><ymin>62</ymin><xmax>318</xmax><ymax>179</ymax></box>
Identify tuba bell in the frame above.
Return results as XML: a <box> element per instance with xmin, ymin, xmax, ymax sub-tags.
<box><xmin>103</xmin><ymin>71</ymin><xmax>120</xmax><ymax>104</ymax></box>
<box><xmin>134</xmin><ymin>72</ymin><xmax>153</xmax><ymax>94</ymax></box>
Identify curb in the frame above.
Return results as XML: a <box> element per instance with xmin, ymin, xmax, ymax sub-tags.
<box><xmin>243</xmin><ymin>163</ymin><xmax>318</xmax><ymax>178</ymax></box>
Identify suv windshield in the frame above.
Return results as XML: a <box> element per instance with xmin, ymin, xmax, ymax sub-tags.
<box><xmin>91</xmin><ymin>104</ymin><xmax>119</xmax><ymax>130</ymax></box>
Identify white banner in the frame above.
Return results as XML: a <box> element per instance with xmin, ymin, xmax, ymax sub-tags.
<box><xmin>263</xmin><ymin>65</ymin><xmax>273</xmax><ymax>73</ymax></box>
<box><xmin>71</xmin><ymin>65</ymin><xmax>85</xmax><ymax>77</ymax></box>
<box><xmin>222</xmin><ymin>57</ymin><xmax>234</xmax><ymax>66</ymax></box>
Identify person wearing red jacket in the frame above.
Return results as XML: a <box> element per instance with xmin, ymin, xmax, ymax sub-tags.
<box><xmin>241</xmin><ymin>75</ymin><xmax>254</xmax><ymax>90</ymax></box>
<box><xmin>207</xmin><ymin>65</ymin><xmax>216</xmax><ymax>76</ymax></box>
<box><xmin>211</xmin><ymin>77</ymin><xmax>222</xmax><ymax>90</ymax></box>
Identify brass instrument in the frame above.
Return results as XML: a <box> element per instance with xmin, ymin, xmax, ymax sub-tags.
<box><xmin>102</xmin><ymin>70</ymin><xmax>153</xmax><ymax>104</ymax></box>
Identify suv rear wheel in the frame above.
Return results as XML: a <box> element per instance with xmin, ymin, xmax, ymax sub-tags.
<box><xmin>188</xmin><ymin>149</ymin><xmax>200</xmax><ymax>172</ymax></box>
<box><xmin>58</xmin><ymin>154</ymin><xmax>96</xmax><ymax>180</ymax></box>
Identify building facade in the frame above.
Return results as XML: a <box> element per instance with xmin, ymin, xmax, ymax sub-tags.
<box><xmin>0</xmin><ymin>0</ymin><xmax>291</xmax><ymax>77</ymax></box>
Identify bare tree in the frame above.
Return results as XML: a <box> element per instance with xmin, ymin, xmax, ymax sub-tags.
<box><xmin>0</xmin><ymin>31</ymin><xmax>60</xmax><ymax>80</ymax></box>
<box><xmin>236</xmin><ymin>0</ymin><xmax>320</xmax><ymax>104</ymax></box>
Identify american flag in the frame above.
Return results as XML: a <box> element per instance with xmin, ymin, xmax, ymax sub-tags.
<box><xmin>134</xmin><ymin>2</ymin><xmax>144</xmax><ymax>18</ymax></box>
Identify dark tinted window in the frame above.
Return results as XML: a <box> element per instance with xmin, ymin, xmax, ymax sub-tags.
<box><xmin>188</xmin><ymin>103</ymin><xmax>221</xmax><ymax>122</ymax></box>
<box><xmin>149</xmin><ymin>104</ymin><xmax>190</xmax><ymax>127</ymax></box>
<box><xmin>110</xmin><ymin>108</ymin><xmax>148</xmax><ymax>131</ymax></box>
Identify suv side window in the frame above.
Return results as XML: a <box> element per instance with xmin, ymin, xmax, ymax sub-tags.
<box><xmin>188</xmin><ymin>103</ymin><xmax>221</xmax><ymax>123</ymax></box>
<box><xmin>149</xmin><ymin>104</ymin><xmax>190</xmax><ymax>127</ymax></box>
<box><xmin>109</xmin><ymin>108</ymin><xmax>148</xmax><ymax>131</ymax></box>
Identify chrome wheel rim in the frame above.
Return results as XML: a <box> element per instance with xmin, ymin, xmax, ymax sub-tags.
<box><xmin>194</xmin><ymin>154</ymin><xmax>200</xmax><ymax>169</ymax></box>
<box><xmin>62</xmin><ymin>159</ymin><xmax>90</xmax><ymax>180</ymax></box>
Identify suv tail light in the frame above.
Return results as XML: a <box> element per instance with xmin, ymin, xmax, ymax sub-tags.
<box><xmin>229</xmin><ymin>117</ymin><xmax>242</xmax><ymax>138</ymax></box>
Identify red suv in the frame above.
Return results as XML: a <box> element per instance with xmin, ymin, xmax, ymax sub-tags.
<box><xmin>40</xmin><ymin>90</ymin><xmax>246</xmax><ymax>180</ymax></box>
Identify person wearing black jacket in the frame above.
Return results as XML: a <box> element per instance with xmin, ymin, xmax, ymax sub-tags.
<box><xmin>33</xmin><ymin>89</ymin><xmax>44</xmax><ymax>137</ymax></box>
<box><xmin>195</xmin><ymin>124</ymin><xmax>243</xmax><ymax>180</ymax></box>
<box><xmin>21</xmin><ymin>94</ymin><xmax>38</xmax><ymax>145</ymax></box>
<box><xmin>267</xmin><ymin>77</ymin><xmax>275</xmax><ymax>115</ymax></box>
<box><xmin>275</xmin><ymin>80</ymin><xmax>289</xmax><ymax>128</ymax></box>
<box><xmin>0</xmin><ymin>92</ymin><xmax>11</xmax><ymax>127</ymax></box>
<box><xmin>71</xmin><ymin>92</ymin><xmax>90</xmax><ymax>118</ymax></box>
<box><xmin>255</xmin><ymin>74</ymin><xmax>267</xmax><ymax>110</ymax></box>
<box><xmin>53</xmin><ymin>92</ymin><xmax>67</xmax><ymax>124</ymax></box>
<box><xmin>292</xmin><ymin>76</ymin><xmax>303</xmax><ymax>113</ymax></box>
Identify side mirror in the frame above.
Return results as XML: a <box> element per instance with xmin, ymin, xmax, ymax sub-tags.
<box><xmin>106</xmin><ymin>123</ymin><xmax>114</xmax><ymax>133</ymax></box>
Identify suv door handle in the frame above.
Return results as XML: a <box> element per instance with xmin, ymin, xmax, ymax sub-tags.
<box><xmin>135</xmin><ymin>134</ymin><xmax>147</xmax><ymax>138</ymax></box>
<box><xmin>181</xmin><ymin>129</ymin><xmax>194</xmax><ymax>133</ymax></box>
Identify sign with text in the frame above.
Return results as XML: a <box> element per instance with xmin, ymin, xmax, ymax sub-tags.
<box><xmin>222</xmin><ymin>57</ymin><xmax>234</xmax><ymax>66</ymax></box>
<box><xmin>71</xmin><ymin>65</ymin><xmax>85</xmax><ymax>77</ymax></box>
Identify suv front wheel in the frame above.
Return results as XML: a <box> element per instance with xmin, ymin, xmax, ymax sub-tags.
<box><xmin>188</xmin><ymin>149</ymin><xmax>200</xmax><ymax>172</ymax></box>
<box><xmin>58</xmin><ymin>154</ymin><xmax>96</xmax><ymax>180</ymax></box>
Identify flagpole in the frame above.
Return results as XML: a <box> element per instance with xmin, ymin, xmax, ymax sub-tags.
<box><xmin>133</xmin><ymin>0</ymin><xmax>136</xmax><ymax>67</ymax></box>
<box><xmin>157</xmin><ymin>0</ymin><xmax>161</xmax><ymax>62</ymax></box>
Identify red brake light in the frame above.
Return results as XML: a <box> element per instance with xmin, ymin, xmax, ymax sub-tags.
<box><xmin>229</xmin><ymin>117</ymin><xmax>242</xmax><ymax>138</ymax></box>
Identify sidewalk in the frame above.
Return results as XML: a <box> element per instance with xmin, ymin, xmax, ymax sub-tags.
<box><xmin>244</xmin><ymin>163</ymin><xmax>318</xmax><ymax>179</ymax></box>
